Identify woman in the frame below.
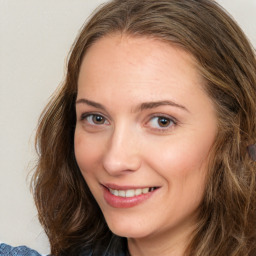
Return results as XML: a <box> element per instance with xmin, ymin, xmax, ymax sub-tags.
<box><xmin>1</xmin><ymin>0</ymin><xmax>255</xmax><ymax>255</ymax></box>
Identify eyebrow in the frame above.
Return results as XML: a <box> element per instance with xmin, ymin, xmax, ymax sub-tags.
<box><xmin>136</xmin><ymin>100</ymin><xmax>189</xmax><ymax>112</ymax></box>
<box><xmin>76</xmin><ymin>98</ymin><xmax>189</xmax><ymax>113</ymax></box>
<box><xmin>76</xmin><ymin>98</ymin><xmax>106</xmax><ymax>111</ymax></box>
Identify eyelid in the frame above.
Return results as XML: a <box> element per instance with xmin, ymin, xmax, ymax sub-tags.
<box><xmin>149</xmin><ymin>113</ymin><xmax>177</xmax><ymax>124</ymax></box>
<box><xmin>80</xmin><ymin>112</ymin><xmax>110</xmax><ymax>125</ymax></box>
<box><xmin>144</xmin><ymin>113</ymin><xmax>178</xmax><ymax>132</ymax></box>
<box><xmin>150</xmin><ymin>113</ymin><xmax>177</xmax><ymax>122</ymax></box>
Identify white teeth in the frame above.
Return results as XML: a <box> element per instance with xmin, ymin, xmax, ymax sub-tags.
<box><xmin>142</xmin><ymin>188</ymin><xmax>149</xmax><ymax>194</ymax></box>
<box><xmin>118</xmin><ymin>190</ymin><xmax>126</xmax><ymax>197</ymax></box>
<box><xmin>109</xmin><ymin>187</ymin><xmax>155</xmax><ymax>197</ymax></box>
<box><xmin>135</xmin><ymin>188</ymin><xmax>142</xmax><ymax>196</ymax></box>
<box><xmin>126</xmin><ymin>189</ymin><xmax>135</xmax><ymax>197</ymax></box>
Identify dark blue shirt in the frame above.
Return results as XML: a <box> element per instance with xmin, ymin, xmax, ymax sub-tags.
<box><xmin>0</xmin><ymin>236</ymin><xmax>128</xmax><ymax>256</ymax></box>
<box><xmin>0</xmin><ymin>244</ymin><xmax>45</xmax><ymax>256</ymax></box>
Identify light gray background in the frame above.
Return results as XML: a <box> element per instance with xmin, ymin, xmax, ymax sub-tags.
<box><xmin>0</xmin><ymin>0</ymin><xmax>255</xmax><ymax>254</ymax></box>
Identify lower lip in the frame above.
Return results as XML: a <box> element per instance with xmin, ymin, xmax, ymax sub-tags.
<box><xmin>103</xmin><ymin>187</ymin><xmax>157</xmax><ymax>208</ymax></box>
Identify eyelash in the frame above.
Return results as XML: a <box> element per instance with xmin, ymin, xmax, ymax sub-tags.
<box><xmin>145</xmin><ymin>114</ymin><xmax>177</xmax><ymax>132</ymax></box>
<box><xmin>79</xmin><ymin>113</ymin><xmax>177</xmax><ymax>132</ymax></box>
<box><xmin>80</xmin><ymin>113</ymin><xmax>109</xmax><ymax>125</ymax></box>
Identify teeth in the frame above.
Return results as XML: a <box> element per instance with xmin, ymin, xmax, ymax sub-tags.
<box><xmin>109</xmin><ymin>187</ymin><xmax>155</xmax><ymax>197</ymax></box>
<box><xmin>142</xmin><ymin>188</ymin><xmax>149</xmax><ymax>194</ymax></box>
<box><xmin>119</xmin><ymin>190</ymin><xmax>126</xmax><ymax>197</ymax></box>
<box><xmin>135</xmin><ymin>189</ymin><xmax>142</xmax><ymax>196</ymax></box>
<box><xmin>126</xmin><ymin>189</ymin><xmax>135</xmax><ymax>197</ymax></box>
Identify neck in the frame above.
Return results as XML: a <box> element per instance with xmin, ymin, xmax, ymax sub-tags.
<box><xmin>127</xmin><ymin>222</ymin><xmax>195</xmax><ymax>256</ymax></box>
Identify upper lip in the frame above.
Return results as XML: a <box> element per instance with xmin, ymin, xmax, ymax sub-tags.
<box><xmin>103</xmin><ymin>183</ymin><xmax>159</xmax><ymax>190</ymax></box>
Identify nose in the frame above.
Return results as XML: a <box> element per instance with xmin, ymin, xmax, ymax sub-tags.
<box><xmin>103</xmin><ymin>124</ymin><xmax>141</xmax><ymax>176</ymax></box>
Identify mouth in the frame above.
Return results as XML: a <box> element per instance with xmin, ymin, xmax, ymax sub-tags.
<box><xmin>106</xmin><ymin>186</ymin><xmax>159</xmax><ymax>198</ymax></box>
<box><xmin>102</xmin><ymin>184</ymin><xmax>159</xmax><ymax>208</ymax></box>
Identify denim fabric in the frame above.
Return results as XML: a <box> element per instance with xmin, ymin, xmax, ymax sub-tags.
<box><xmin>0</xmin><ymin>244</ymin><xmax>46</xmax><ymax>256</ymax></box>
<box><xmin>0</xmin><ymin>236</ymin><xmax>127</xmax><ymax>256</ymax></box>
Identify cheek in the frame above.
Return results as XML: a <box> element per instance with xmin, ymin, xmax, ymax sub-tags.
<box><xmin>162</xmin><ymin>146</ymin><xmax>209</xmax><ymax>177</ymax></box>
<box><xmin>74</xmin><ymin>130</ymin><xmax>101</xmax><ymax>176</ymax></box>
<box><xmin>146</xmin><ymin>134</ymin><xmax>212</xmax><ymax>200</ymax></box>
<box><xmin>149</xmin><ymin>135</ymin><xmax>211</xmax><ymax>175</ymax></box>
<box><xmin>160</xmin><ymin>144</ymin><xmax>208</xmax><ymax>212</ymax></box>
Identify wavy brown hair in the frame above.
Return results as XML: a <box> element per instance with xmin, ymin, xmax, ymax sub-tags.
<box><xmin>32</xmin><ymin>0</ymin><xmax>256</xmax><ymax>255</ymax></box>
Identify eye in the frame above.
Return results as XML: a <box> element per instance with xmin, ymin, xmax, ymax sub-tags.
<box><xmin>147</xmin><ymin>116</ymin><xmax>175</xmax><ymax>130</ymax></box>
<box><xmin>81</xmin><ymin>113</ymin><xmax>109</xmax><ymax>125</ymax></box>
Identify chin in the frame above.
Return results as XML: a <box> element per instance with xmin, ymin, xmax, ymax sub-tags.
<box><xmin>105</xmin><ymin>217</ymin><xmax>152</xmax><ymax>239</ymax></box>
<box><xmin>111</xmin><ymin>228</ymin><xmax>151</xmax><ymax>239</ymax></box>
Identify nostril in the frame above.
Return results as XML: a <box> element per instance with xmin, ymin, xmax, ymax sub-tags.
<box><xmin>102</xmin><ymin>131</ymin><xmax>142</xmax><ymax>175</ymax></box>
<box><xmin>102</xmin><ymin>152</ymin><xmax>141</xmax><ymax>175</ymax></box>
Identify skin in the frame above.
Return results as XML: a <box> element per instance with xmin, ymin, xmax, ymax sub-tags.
<box><xmin>75</xmin><ymin>34</ymin><xmax>217</xmax><ymax>256</ymax></box>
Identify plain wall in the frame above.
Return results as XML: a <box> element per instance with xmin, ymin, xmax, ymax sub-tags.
<box><xmin>0</xmin><ymin>0</ymin><xmax>255</xmax><ymax>254</ymax></box>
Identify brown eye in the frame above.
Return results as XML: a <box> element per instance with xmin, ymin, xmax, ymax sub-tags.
<box><xmin>83</xmin><ymin>114</ymin><xmax>109</xmax><ymax>125</ymax></box>
<box><xmin>158</xmin><ymin>117</ymin><xmax>171</xmax><ymax>127</ymax></box>
<box><xmin>148</xmin><ymin>116</ymin><xmax>175</xmax><ymax>130</ymax></box>
<box><xmin>92</xmin><ymin>115</ymin><xmax>105</xmax><ymax>124</ymax></box>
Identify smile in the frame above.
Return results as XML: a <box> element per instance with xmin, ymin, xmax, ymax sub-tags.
<box><xmin>103</xmin><ymin>185</ymin><xmax>159</xmax><ymax>208</ymax></box>
<box><xmin>108</xmin><ymin>187</ymin><xmax>157</xmax><ymax>198</ymax></box>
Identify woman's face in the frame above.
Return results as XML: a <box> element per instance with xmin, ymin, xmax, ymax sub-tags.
<box><xmin>75</xmin><ymin>34</ymin><xmax>217</xmax><ymax>241</ymax></box>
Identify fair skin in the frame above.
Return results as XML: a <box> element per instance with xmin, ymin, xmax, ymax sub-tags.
<box><xmin>75</xmin><ymin>34</ymin><xmax>217</xmax><ymax>256</ymax></box>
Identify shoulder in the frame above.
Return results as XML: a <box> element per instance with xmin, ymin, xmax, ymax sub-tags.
<box><xmin>0</xmin><ymin>243</ymin><xmax>47</xmax><ymax>256</ymax></box>
<box><xmin>0</xmin><ymin>236</ymin><xmax>127</xmax><ymax>256</ymax></box>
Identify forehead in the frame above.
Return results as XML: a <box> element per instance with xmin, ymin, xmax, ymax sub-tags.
<box><xmin>80</xmin><ymin>34</ymin><xmax>199</xmax><ymax>72</ymax></box>
<box><xmin>76</xmin><ymin>34</ymin><xmax>214</xmax><ymax>115</ymax></box>
<box><xmin>78</xmin><ymin>34</ymin><xmax>203</xmax><ymax>93</ymax></box>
